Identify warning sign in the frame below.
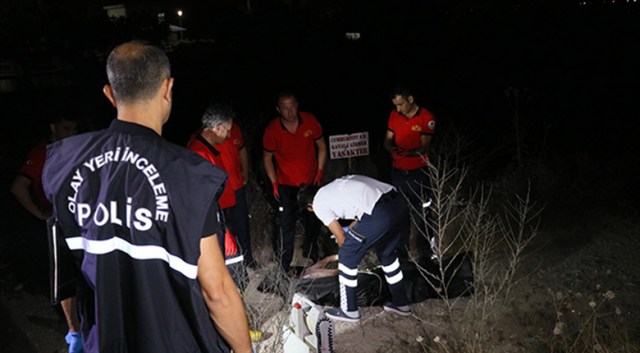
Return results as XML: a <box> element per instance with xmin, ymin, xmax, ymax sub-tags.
<box><xmin>329</xmin><ymin>132</ymin><xmax>369</xmax><ymax>160</ymax></box>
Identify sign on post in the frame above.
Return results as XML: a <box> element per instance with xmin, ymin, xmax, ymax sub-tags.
<box><xmin>329</xmin><ymin>132</ymin><xmax>369</xmax><ymax>160</ymax></box>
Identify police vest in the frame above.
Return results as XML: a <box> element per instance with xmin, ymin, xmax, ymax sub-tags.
<box><xmin>43</xmin><ymin>120</ymin><xmax>231</xmax><ymax>353</ymax></box>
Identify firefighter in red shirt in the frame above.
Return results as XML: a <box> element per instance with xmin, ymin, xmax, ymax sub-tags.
<box><xmin>187</xmin><ymin>103</ymin><xmax>263</xmax><ymax>341</ymax></box>
<box><xmin>187</xmin><ymin>104</ymin><xmax>236</xmax><ymax>210</ymax></box>
<box><xmin>383</xmin><ymin>86</ymin><xmax>436</xmax><ymax>264</ymax></box>
<box><xmin>219</xmin><ymin>123</ymin><xmax>254</xmax><ymax>268</ymax></box>
<box><xmin>10</xmin><ymin>116</ymin><xmax>83</xmax><ymax>352</ymax></box>
<box><xmin>263</xmin><ymin>92</ymin><xmax>327</xmax><ymax>273</ymax></box>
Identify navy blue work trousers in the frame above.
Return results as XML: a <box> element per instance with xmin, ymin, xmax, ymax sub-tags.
<box><xmin>339</xmin><ymin>191</ymin><xmax>410</xmax><ymax>312</ymax></box>
<box><xmin>277</xmin><ymin>184</ymin><xmax>321</xmax><ymax>271</ymax></box>
<box><xmin>223</xmin><ymin>186</ymin><xmax>254</xmax><ymax>266</ymax></box>
<box><xmin>391</xmin><ymin>166</ymin><xmax>434</xmax><ymax>262</ymax></box>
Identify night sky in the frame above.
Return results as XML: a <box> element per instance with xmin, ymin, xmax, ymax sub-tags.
<box><xmin>1</xmin><ymin>0</ymin><xmax>639</xmax><ymax>189</ymax></box>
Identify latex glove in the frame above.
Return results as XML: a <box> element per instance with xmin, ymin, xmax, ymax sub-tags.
<box><xmin>313</xmin><ymin>169</ymin><xmax>324</xmax><ymax>186</ymax></box>
<box><xmin>392</xmin><ymin>147</ymin><xmax>407</xmax><ymax>160</ymax></box>
<box><xmin>65</xmin><ymin>331</ymin><xmax>84</xmax><ymax>353</ymax></box>
<box><xmin>224</xmin><ymin>229</ymin><xmax>238</xmax><ymax>257</ymax></box>
<box><xmin>272</xmin><ymin>182</ymin><xmax>280</xmax><ymax>202</ymax></box>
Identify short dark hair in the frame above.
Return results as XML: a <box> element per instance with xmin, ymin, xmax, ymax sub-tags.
<box><xmin>106</xmin><ymin>40</ymin><xmax>171</xmax><ymax>104</ymax></box>
<box><xmin>201</xmin><ymin>103</ymin><xmax>235</xmax><ymax>130</ymax></box>
<box><xmin>389</xmin><ymin>85</ymin><xmax>413</xmax><ymax>100</ymax></box>
<box><xmin>297</xmin><ymin>183</ymin><xmax>320</xmax><ymax>210</ymax></box>
<box><xmin>276</xmin><ymin>90</ymin><xmax>297</xmax><ymax>105</ymax></box>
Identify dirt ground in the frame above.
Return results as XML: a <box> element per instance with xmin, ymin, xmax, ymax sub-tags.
<box><xmin>247</xmin><ymin>221</ymin><xmax>640</xmax><ymax>353</ymax></box>
<box><xmin>2</xmin><ymin>219</ymin><xmax>639</xmax><ymax>353</ymax></box>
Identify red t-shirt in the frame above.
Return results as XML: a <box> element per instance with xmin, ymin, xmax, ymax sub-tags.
<box><xmin>219</xmin><ymin>124</ymin><xmax>245</xmax><ymax>191</ymax></box>
<box><xmin>187</xmin><ymin>135</ymin><xmax>236</xmax><ymax>209</ymax></box>
<box><xmin>263</xmin><ymin>112</ymin><xmax>323</xmax><ymax>186</ymax></box>
<box><xmin>388</xmin><ymin>108</ymin><xmax>436</xmax><ymax>170</ymax></box>
<box><xmin>19</xmin><ymin>140</ymin><xmax>50</xmax><ymax>209</ymax></box>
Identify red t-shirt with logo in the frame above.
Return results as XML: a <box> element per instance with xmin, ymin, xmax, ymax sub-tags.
<box><xmin>187</xmin><ymin>135</ymin><xmax>236</xmax><ymax>209</ymax></box>
<box><xmin>388</xmin><ymin>108</ymin><xmax>436</xmax><ymax>170</ymax></box>
<box><xmin>19</xmin><ymin>140</ymin><xmax>51</xmax><ymax>209</ymax></box>
<box><xmin>263</xmin><ymin>112</ymin><xmax>323</xmax><ymax>186</ymax></box>
<box><xmin>219</xmin><ymin>124</ymin><xmax>245</xmax><ymax>191</ymax></box>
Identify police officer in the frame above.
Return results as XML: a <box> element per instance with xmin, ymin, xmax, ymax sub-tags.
<box><xmin>42</xmin><ymin>41</ymin><xmax>252</xmax><ymax>353</ymax></box>
<box><xmin>298</xmin><ymin>175</ymin><xmax>411</xmax><ymax>322</ymax></box>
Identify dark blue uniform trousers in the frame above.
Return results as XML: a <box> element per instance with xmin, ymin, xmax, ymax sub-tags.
<box><xmin>391</xmin><ymin>166</ymin><xmax>435</xmax><ymax>263</ymax></box>
<box><xmin>338</xmin><ymin>191</ymin><xmax>410</xmax><ymax>315</ymax></box>
<box><xmin>277</xmin><ymin>184</ymin><xmax>321</xmax><ymax>271</ymax></box>
<box><xmin>223</xmin><ymin>186</ymin><xmax>254</xmax><ymax>266</ymax></box>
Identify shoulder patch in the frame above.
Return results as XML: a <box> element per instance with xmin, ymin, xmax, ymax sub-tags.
<box><xmin>428</xmin><ymin>120</ymin><xmax>436</xmax><ymax>130</ymax></box>
<box><xmin>233</xmin><ymin>138</ymin><xmax>240</xmax><ymax>145</ymax></box>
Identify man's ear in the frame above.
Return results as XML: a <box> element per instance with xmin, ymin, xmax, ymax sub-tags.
<box><xmin>103</xmin><ymin>85</ymin><xmax>117</xmax><ymax>107</ymax></box>
<box><xmin>162</xmin><ymin>78</ymin><xmax>174</xmax><ymax>103</ymax></box>
<box><xmin>49</xmin><ymin>123</ymin><xmax>56</xmax><ymax>135</ymax></box>
<box><xmin>407</xmin><ymin>95</ymin><xmax>414</xmax><ymax>104</ymax></box>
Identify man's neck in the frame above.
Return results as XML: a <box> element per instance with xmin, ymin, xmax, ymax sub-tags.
<box><xmin>116</xmin><ymin>103</ymin><xmax>164</xmax><ymax>135</ymax></box>
<box><xmin>280</xmin><ymin>116</ymin><xmax>298</xmax><ymax>134</ymax></box>
<box><xmin>200</xmin><ymin>129</ymin><xmax>222</xmax><ymax>146</ymax></box>
<box><xmin>406</xmin><ymin>105</ymin><xmax>420</xmax><ymax>119</ymax></box>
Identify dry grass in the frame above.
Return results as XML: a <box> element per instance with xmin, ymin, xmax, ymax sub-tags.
<box><xmin>236</xmin><ymin>111</ymin><xmax>638</xmax><ymax>353</ymax></box>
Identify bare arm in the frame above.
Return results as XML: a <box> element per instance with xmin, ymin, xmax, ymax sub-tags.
<box><xmin>239</xmin><ymin>147</ymin><xmax>249</xmax><ymax>185</ymax></box>
<box><xmin>327</xmin><ymin>220</ymin><xmax>346</xmax><ymax>248</ymax></box>
<box><xmin>10</xmin><ymin>175</ymin><xmax>50</xmax><ymax>220</ymax></box>
<box><xmin>262</xmin><ymin>150</ymin><xmax>277</xmax><ymax>184</ymax></box>
<box><xmin>383</xmin><ymin>130</ymin><xmax>395</xmax><ymax>154</ymax></box>
<box><xmin>315</xmin><ymin>137</ymin><xmax>327</xmax><ymax>171</ymax></box>
<box><xmin>406</xmin><ymin>135</ymin><xmax>432</xmax><ymax>157</ymax></box>
<box><xmin>197</xmin><ymin>235</ymin><xmax>252</xmax><ymax>353</ymax></box>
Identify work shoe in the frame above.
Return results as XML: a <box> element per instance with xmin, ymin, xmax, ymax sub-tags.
<box><xmin>65</xmin><ymin>331</ymin><xmax>84</xmax><ymax>353</ymax></box>
<box><xmin>383</xmin><ymin>302</ymin><xmax>411</xmax><ymax>317</ymax></box>
<box><xmin>325</xmin><ymin>308</ymin><xmax>360</xmax><ymax>323</ymax></box>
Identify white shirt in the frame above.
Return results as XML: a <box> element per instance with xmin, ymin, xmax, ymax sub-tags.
<box><xmin>312</xmin><ymin>175</ymin><xmax>395</xmax><ymax>226</ymax></box>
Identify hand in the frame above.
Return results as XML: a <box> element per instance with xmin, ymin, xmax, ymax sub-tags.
<box><xmin>272</xmin><ymin>182</ymin><xmax>280</xmax><ymax>202</ymax></box>
<box><xmin>392</xmin><ymin>147</ymin><xmax>407</xmax><ymax>160</ymax></box>
<box><xmin>313</xmin><ymin>169</ymin><xmax>324</xmax><ymax>186</ymax></box>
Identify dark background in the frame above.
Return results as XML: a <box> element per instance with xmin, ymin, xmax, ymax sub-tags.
<box><xmin>2</xmin><ymin>0</ymin><xmax>638</xmax><ymax>172</ymax></box>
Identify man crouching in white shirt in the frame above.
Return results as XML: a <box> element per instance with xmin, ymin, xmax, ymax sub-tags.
<box><xmin>297</xmin><ymin>175</ymin><xmax>411</xmax><ymax>322</ymax></box>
